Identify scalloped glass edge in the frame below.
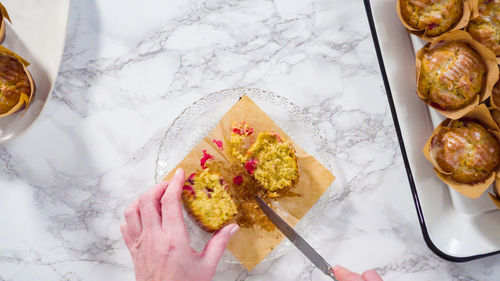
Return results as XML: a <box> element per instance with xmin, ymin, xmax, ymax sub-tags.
<box><xmin>154</xmin><ymin>88</ymin><xmax>335</xmax><ymax>264</ymax></box>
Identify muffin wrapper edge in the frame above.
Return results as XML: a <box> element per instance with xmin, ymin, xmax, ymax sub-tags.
<box><xmin>488</xmin><ymin>68</ymin><xmax>500</xmax><ymax>108</ymax></box>
<box><xmin>0</xmin><ymin>3</ymin><xmax>10</xmax><ymax>44</ymax></box>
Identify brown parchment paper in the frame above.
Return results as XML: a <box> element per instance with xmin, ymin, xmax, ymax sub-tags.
<box><xmin>488</xmin><ymin>192</ymin><xmax>500</xmax><ymax>209</ymax></box>
<box><xmin>489</xmin><ymin>71</ymin><xmax>500</xmax><ymax>108</ymax></box>
<box><xmin>415</xmin><ymin>30</ymin><xmax>499</xmax><ymax>120</ymax></box>
<box><xmin>397</xmin><ymin>0</ymin><xmax>477</xmax><ymax>41</ymax></box>
<box><xmin>163</xmin><ymin>95</ymin><xmax>335</xmax><ymax>271</ymax></box>
<box><xmin>423</xmin><ymin>104</ymin><xmax>500</xmax><ymax>198</ymax></box>
<box><xmin>491</xmin><ymin>173</ymin><xmax>500</xmax><ymax>210</ymax></box>
<box><xmin>0</xmin><ymin>46</ymin><xmax>34</xmax><ymax>119</ymax></box>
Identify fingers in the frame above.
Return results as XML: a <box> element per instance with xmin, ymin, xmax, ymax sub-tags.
<box><xmin>362</xmin><ymin>270</ymin><xmax>383</xmax><ymax>281</ymax></box>
<box><xmin>138</xmin><ymin>181</ymin><xmax>169</xmax><ymax>229</ymax></box>
<box><xmin>124</xmin><ymin>200</ymin><xmax>142</xmax><ymax>239</ymax></box>
<box><xmin>202</xmin><ymin>223</ymin><xmax>239</xmax><ymax>269</ymax></box>
<box><xmin>120</xmin><ymin>222</ymin><xmax>133</xmax><ymax>249</ymax></box>
<box><xmin>333</xmin><ymin>265</ymin><xmax>365</xmax><ymax>281</ymax></box>
<box><xmin>161</xmin><ymin>169</ymin><xmax>187</xmax><ymax>232</ymax></box>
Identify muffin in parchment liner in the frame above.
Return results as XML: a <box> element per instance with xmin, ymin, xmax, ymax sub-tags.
<box><xmin>416</xmin><ymin>30</ymin><xmax>498</xmax><ymax>119</ymax></box>
<box><xmin>0</xmin><ymin>45</ymin><xmax>35</xmax><ymax>119</ymax></box>
<box><xmin>0</xmin><ymin>3</ymin><xmax>10</xmax><ymax>44</ymax></box>
<box><xmin>489</xmin><ymin>71</ymin><xmax>500</xmax><ymax>108</ymax></box>
<box><xmin>397</xmin><ymin>0</ymin><xmax>478</xmax><ymax>41</ymax></box>
<box><xmin>466</xmin><ymin>0</ymin><xmax>500</xmax><ymax>64</ymax></box>
<box><xmin>423</xmin><ymin>104</ymin><xmax>500</xmax><ymax>199</ymax></box>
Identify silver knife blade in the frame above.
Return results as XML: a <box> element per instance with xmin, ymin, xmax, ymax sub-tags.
<box><xmin>254</xmin><ymin>195</ymin><xmax>337</xmax><ymax>280</ymax></box>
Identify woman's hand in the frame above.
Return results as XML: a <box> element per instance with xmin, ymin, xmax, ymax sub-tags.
<box><xmin>120</xmin><ymin>168</ymin><xmax>239</xmax><ymax>281</ymax></box>
<box><xmin>333</xmin><ymin>265</ymin><xmax>383</xmax><ymax>281</ymax></box>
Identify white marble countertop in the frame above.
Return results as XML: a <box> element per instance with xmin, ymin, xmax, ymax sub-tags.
<box><xmin>1</xmin><ymin>0</ymin><xmax>500</xmax><ymax>280</ymax></box>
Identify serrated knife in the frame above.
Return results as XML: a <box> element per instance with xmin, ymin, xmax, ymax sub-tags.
<box><xmin>254</xmin><ymin>195</ymin><xmax>337</xmax><ymax>280</ymax></box>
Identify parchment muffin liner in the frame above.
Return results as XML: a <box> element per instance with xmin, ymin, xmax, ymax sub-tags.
<box><xmin>489</xmin><ymin>70</ymin><xmax>500</xmax><ymax>108</ymax></box>
<box><xmin>488</xmin><ymin>107</ymin><xmax>500</xmax><ymax>209</ymax></box>
<box><xmin>423</xmin><ymin>104</ymin><xmax>500</xmax><ymax>199</ymax></box>
<box><xmin>491</xmin><ymin>175</ymin><xmax>500</xmax><ymax>209</ymax></box>
<box><xmin>0</xmin><ymin>45</ymin><xmax>35</xmax><ymax>119</ymax></box>
<box><xmin>416</xmin><ymin>30</ymin><xmax>499</xmax><ymax>120</ymax></box>
<box><xmin>397</xmin><ymin>0</ymin><xmax>478</xmax><ymax>41</ymax></box>
<box><xmin>0</xmin><ymin>3</ymin><xmax>10</xmax><ymax>44</ymax></box>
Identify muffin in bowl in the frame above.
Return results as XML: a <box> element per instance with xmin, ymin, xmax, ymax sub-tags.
<box><xmin>398</xmin><ymin>0</ymin><xmax>467</xmax><ymax>39</ymax></box>
<box><xmin>467</xmin><ymin>0</ymin><xmax>500</xmax><ymax>60</ymax></box>
<box><xmin>418</xmin><ymin>41</ymin><xmax>486</xmax><ymax>111</ymax></box>
<box><xmin>430</xmin><ymin>119</ymin><xmax>500</xmax><ymax>184</ymax></box>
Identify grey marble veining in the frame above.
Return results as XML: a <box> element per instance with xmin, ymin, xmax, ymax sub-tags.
<box><xmin>1</xmin><ymin>0</ymin><xmax>500</xmax><ymax>280</ymax></box>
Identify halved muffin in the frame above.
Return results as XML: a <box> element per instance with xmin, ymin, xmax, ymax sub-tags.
<box><xmin>467</xmin><ymin>0</ymin><xmax>500</xmax><ymax>58</ymax></box>
<box><xmin>418</xmin><ymin>41</ymin><xmax>486</xmax><ymax>111</ymax></box>
<box><xmin>430</xmin><ymin>119</ymin><xmax>500</xmax><ymax>184</ymax></box>
<box><xmin>0</xmin><ymin>46</ymin><xmax>33</xmax><ymax>118</ymax></box>
<box><xmin>399</xmin><ymin>0</ymin><xmax>464</xmax><ymax>37</ymax></box>
<box><xmin>182</xmin><ymin>168</ymin><xmax>238</xmax><ymax>232</ymax></box>
<box><xmin>245</xmin><ymin>132</ymin><xmax>298</xmax><ymax>193</ymax></box>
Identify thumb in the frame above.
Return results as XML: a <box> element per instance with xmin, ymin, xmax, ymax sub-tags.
<box><xmin>333</xmin><ymin>265</ymin><xmax>365</xmax><ymax>281</ymax></box>
<box><xmin>202</xmin><ymin>223</ymin><xmax>239</xmax><ymax>269</ymax></box>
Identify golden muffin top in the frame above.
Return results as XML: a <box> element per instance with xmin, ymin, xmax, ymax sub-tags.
<box><xmin>431</xmin><ymin>120</ymin><xmax>500</xmax><ymax>183</ymax></box>
<box><xmin>467</xmin><ymin>0</ymin><xmax>500</xmax><ymax>56</ymax></box>
<box><xmin>401</xmin><ymin>0</ymin><xmax>464</xmax><ymax>37</ymax></box>
<box><xmin>418</xmin><ymin>41</ymin><xmax>486</xmax><ymax>110</ymax></box>
<box><xmin>0</xmin><ymin>54</ymin><xmax>31</xmax><ymax>114</ymax></box>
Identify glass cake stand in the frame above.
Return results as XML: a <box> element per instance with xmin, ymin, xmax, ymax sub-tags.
<box><xmin>155</xmin><ymin>88</ymin><xmax>335</xmax><ymax>264</ymax></box>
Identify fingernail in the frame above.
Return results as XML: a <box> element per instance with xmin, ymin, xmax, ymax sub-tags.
<box><xmin>175</xmin><ymin>168</ymin><xmax>182</xmax><ymax>176</ymax></box>
<box><xmin>229</xmin><ymin>224</ymin><xmax>239</xmax><ymax>236</ymax></box>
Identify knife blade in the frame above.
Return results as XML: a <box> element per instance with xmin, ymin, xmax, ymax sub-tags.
<box><xmin>254</xmin><ymin>195</ymin><xmax>337</xmax><ymax>280</ymax></box>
